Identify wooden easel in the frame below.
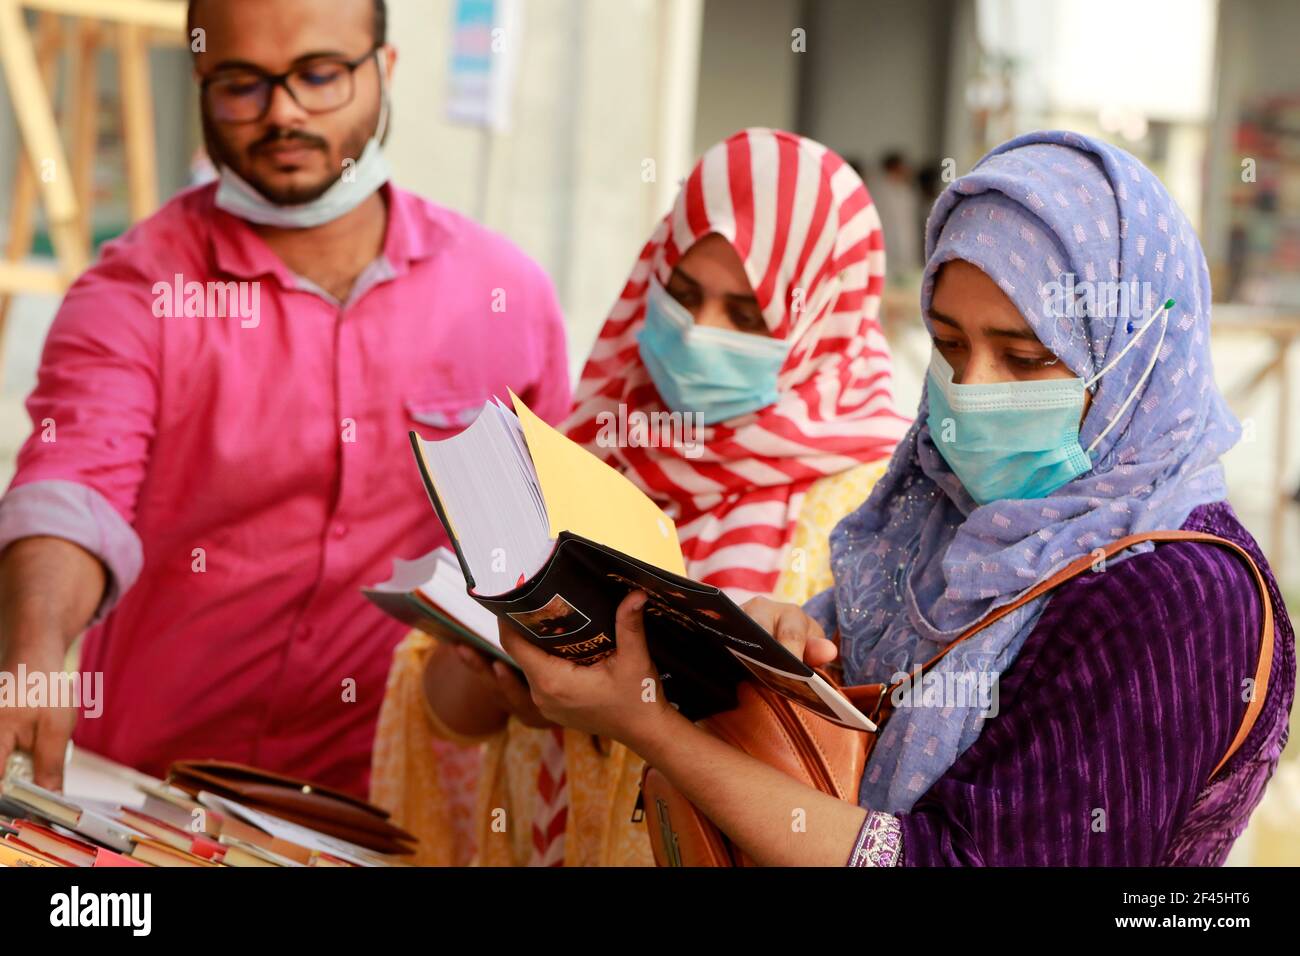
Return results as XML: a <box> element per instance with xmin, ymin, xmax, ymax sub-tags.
<box><xmin>0</xmin><ymin>0</ymin><xmax>186</xmax><ymax>371</ymax></box>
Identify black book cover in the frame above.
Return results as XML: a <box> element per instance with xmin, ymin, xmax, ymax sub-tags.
<box><xmin>408</xmin><ymin>431</ymin><xmax>875</xmax><ymax>729</ymax></box>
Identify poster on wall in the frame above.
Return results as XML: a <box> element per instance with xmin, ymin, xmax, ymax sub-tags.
<box><xmin>446</xmin><ymin>0</ymin><xmax>523</xmax><ymax>132</ymax></box>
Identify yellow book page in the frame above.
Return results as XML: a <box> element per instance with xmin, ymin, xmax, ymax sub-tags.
<box><xmin>510</xmin><ymin>391</ymin><xmax>686</xmax><ymax>576</ymax></box>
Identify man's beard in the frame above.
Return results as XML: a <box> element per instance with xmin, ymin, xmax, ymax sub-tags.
<box><xmin>201</xmin><ymin>108</ymin><xmax>377</xmax><ymax>206</ymax></box>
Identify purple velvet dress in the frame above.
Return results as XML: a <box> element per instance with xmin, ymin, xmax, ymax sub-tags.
<box><xmin>848</xmin><ymin>501</ymin><xmax>1295</xmax><ymax>866</ymax></box>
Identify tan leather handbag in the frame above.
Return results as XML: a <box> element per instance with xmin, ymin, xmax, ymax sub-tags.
<box><xmin>639</xmin><ymin>530</ymin><xmax>1277</xmax><ymax>867</ymax></box>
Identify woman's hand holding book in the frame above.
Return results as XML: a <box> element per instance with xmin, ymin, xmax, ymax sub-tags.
<box><xmin>499</xmin><ymin>591</ymin><xmax>675</xmax><ymax>748</ymax></box>
<box><xmin>739</xmin><ymin>597</ymin><xmax>838</xmax><ymax>669</ymax></box>
<box><xmin>421</xmin><ymin>639</ymin><xmax>554</xmax><ymax>739</ymax></box>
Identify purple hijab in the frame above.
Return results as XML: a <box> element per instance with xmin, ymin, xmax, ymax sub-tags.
<box><xmin>805</xmin><ymin>130</ymin><xmax>1241</xmax><ymax>813</ymax></box>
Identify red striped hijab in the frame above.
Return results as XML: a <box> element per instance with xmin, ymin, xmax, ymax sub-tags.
<box><xmin>562</xmin><ymin>128</ymin><xmax>910</xmax><ymax>601</ymax></box>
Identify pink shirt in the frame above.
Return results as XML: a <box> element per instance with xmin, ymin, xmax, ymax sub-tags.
<box><xmin>0</xmin><ymin>183</ymin><xmax>570</xmax><ymax>797</ymax></box>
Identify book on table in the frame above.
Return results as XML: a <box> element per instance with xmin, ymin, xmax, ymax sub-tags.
<box><xmin>367</xmin><ymin>390</ymin><xmax>876</xmax><ymax>733</ymax></box>
<box><xmin>0</xmin><ymin>747</ymin><xmax>397</xmax><ymax>867</ymax></box>
<box><xmin>1</xmin><ymin>778</ymin><xmax>144</xmax><ymax>853</ymax></box>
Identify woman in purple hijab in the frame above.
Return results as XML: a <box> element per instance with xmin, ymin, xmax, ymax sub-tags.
<box><xmin>498</xmin><ymin>131</ymin><xmax>1295</xmax><ymax>866</ymax></box>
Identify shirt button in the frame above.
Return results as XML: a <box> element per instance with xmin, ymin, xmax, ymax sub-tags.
<box><xmin>331</xmin><ymin>522</ymin><xmax>348</xmax><ymax>538</ymax></box>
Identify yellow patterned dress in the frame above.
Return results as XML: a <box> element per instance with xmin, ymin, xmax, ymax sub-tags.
<box><xmin>368</xmin><ymin>460</ymin><xmax>889</xmax><ymax>866</ymax></box>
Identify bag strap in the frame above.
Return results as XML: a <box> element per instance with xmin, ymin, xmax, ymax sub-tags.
<box><xmin>878</xmin><ymin>530</ymin><xmax>1274</xmax><ymax>779</ymax></box>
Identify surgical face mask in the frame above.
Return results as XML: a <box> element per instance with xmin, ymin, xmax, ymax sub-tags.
<box><xmin>636</xmin><ymin>276</ymin><xmax>790</xmax><ymax>426</ymax></box>
<box><xmin>925</xmin><ymin>299</ymin><xmax>1172</xmax><ymax>505</ymax></box>
<box><xmin>214</xmin><ymin>51</ymin><xmax>392</xmax><ymax>229</ymax></box>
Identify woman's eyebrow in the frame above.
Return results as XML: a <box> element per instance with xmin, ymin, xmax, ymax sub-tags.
<box><xmin>668</xmin><ymin>266</ymin><xmax>700</xmax><ymax>290</ymax></box>
<box><xmin>670</xmin><ymin>265</ymin><xmax>758</xmax><ymax>303</ymax></box>
<box><xmin>931</xmin><ymin>309</ymin><xmax>1044</xmax><ymax>343</ymax></box>
<box><xmin>985</xmin><ymin>326</ymin><xmax>1047</xmax><ymax>344</ymax></box>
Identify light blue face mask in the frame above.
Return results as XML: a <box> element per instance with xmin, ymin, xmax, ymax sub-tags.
<box><xmin>925</xmin><ymin>299</ymin><xmax>1172</xmax><ymax>505</ymax></box>
<box><xmin>636</xmin><ymin>276</ymin><xmax>790</xmax><ymax>426</ymax></box>
<box><xmin>214</xmin><ymin>51</ymin><xmax>392</xmax><ymax>229</ymax></box>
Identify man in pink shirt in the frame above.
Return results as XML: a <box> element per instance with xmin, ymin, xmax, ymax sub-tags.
<box><xmin>0</xmin><ymin>0</ymin><xmax>569</xmax><ymax>797</ymax></box>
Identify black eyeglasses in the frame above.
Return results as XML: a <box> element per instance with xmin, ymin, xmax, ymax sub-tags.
<box><xmin>201</xmin><ymin>46</ymin><xmax>381</xmax><ymax>123</ymax></box>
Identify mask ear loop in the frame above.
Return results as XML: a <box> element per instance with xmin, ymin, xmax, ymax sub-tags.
<box><xmin>1084</xmin><ymin>298</ymin><xmax>1174</xmax><ymax>454</ymax></box>
<box><xmin>374</xmin><ymin>49</ymin><xmax>391</xmax><ymax>144</ymax></box>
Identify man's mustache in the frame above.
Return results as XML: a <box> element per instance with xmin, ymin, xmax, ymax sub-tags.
<box><xmin>249</xmin><ymin>129</ymin><xmax>329</xmax><ymax>153</ymax></box>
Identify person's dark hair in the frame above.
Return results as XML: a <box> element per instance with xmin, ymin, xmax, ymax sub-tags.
<box><xmin>187</xmin><ymin>0</ymin><xmax>388</xmax><ymax>49</ymax></box>
<box><xmin>881</xmin><ymin>150</ymin><xmax>907</xmax><ymax>173</ymax></box>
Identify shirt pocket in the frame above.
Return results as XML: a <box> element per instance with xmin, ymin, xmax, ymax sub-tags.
<box><xmin>403</xmin><ymin>389</ymin><xmax>492</xmax><ymax>439</ymax></box>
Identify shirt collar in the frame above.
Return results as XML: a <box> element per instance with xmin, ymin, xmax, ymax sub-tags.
<box><xmin>208</xmin><ymin>183</ymin><xmax>446</xmax><ymax>288</ymax></box>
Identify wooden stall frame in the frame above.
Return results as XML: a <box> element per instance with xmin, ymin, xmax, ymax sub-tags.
<box><xmin>0</xmin><ymin>0</ymin><xmax>186</xmax><ymax>353</ymax></box>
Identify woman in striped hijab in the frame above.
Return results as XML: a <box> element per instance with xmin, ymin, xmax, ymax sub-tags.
<box><xmin>563</xmin><ymin>127</ymin><xmax>911</xmax><ymax>603</ymax></box>
<box><xmin>372</xmin><ymin>128</ymin><xmax>910</xmax><ymax>866</ymax></box>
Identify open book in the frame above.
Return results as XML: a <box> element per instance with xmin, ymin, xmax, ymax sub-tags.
<box><xmin>375</xmin><ymin>392</ymin><xmax>876</xmax><ymax>732</ymax></box>
<box><xmin>363</xmin><ymin>546</ymin><xmax>513</xmax><ymax>666</ymax></box>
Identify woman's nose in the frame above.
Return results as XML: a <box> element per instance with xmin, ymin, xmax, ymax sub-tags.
<box><xmin>952</xmin><ymin>352</ymin><xmax>1000</xmax><ymax>386</ymax></box>
<box><xmin>691</xmin><ymin>295</ymin><xmax>731</xmax><ymax>330</ymax></box>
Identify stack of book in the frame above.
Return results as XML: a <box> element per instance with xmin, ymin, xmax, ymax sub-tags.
<box><xmin>0</xmin><ymin>748</ymin><xmax>408</xmax><ymax>868</ymax></box>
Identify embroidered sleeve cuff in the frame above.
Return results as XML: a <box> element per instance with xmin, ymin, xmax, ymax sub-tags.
<box><xmin>0</xmin><ymin>479</ymin><xmax>143</xmax><ymax>625</ymax></box>
<box><xmin>846</xmin><ymin>810</ymin><xmax>903</xmax><ymax>867</ymax></box>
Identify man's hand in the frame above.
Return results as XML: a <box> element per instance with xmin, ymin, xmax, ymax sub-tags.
<box><xmin>0</xmin><ymin>631</ymin><xmax>77</xmax><ymax>790</ymax></box>
<box><xmin>0</xmin><ymin>536</ymin><xmax>105</xmax><ymax>791</ymax></box>
<box><xmin>741</xmin><ymin>596</ymin><xmax>838</xmax><ymax>668</ymax></box>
